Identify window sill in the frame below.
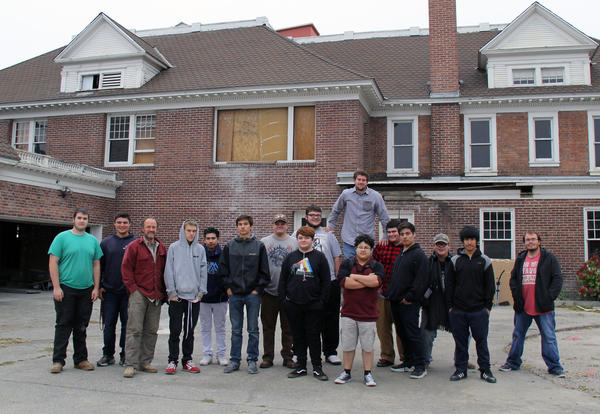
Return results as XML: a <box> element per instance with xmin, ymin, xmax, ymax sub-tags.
<box><xmin>212</xmin><ymin>160</ymin><xmax>316</xmax><ymax>168</ymax></box>
<box><xmin>465</xmin><ymin>170</ymin><xmax>498</xmax><ymax>177</ymax></box>
<box><xmin>529</xmin><ymin>161</ymin><xmax>560</xmax><ymax>167</ymax></box>
<box><xmin>386</xmin><ymin>171</ymin><xmax>420</xmax><ymax>177</ymax></box>
<box><xmin>105</xmin><ymin>163</ymin><xmax>154</xmax><ymax>169</ymax></box>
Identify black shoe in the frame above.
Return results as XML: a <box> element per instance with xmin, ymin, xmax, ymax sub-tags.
<box><xmin>376</xmin><ymin>359</ymin><xmax>393</xmax><ymax>368</ymax></box>
<box><xmin>313</xmin><ymin>367</ymin><xmax>328</xmax><ymax>381</ymax></box>
<box><xmin>96</xmin><ymin>355</ymin><xmax>115</xmax><ymax>367</ymax></box>
<box><xmin>410</xmin><ymin>367</ymin><xmax>427</xmax><ymax>379</ymax></box>
<box><xmin>288</xmin><ymin>368</ymin><xmax>307</xmax><ymax>378</ymax></box>
<box><xmin>450</xmin><ymin>370</ymin><xmax>467</xmax><ymax>381</ymax></box>
<box><xmin>549</xmin><ymin>369</ymin><xmax>565</xmax><ymax>378</ymax></box>
<box><xmin>480</xmin><ymin>369</ymin><xmax>497</xmax><ymax>383</ymax></box>
<box><xmin>119</xmin><ymin>354</ymin><xmax>125</xmax><ymax>366</ymax></box>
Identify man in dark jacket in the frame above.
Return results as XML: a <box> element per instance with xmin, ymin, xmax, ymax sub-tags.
<box><xmin>447</xmin><ymin>226</ymin><xmax>496</xmax><ymax>383</ymax></box>
<box><xmin>500</xmin><ymin>232</ymin><xmax>564</xmax><ymax>377</ymax></box>
<box><xmin>121</xmin><ymin>218</ymin><xmax>167</xmax><ymax>378</ymax></box>
<box><xmin>97</xmin><ymin>213</ymin><xmax>135</xmax><ymax>367</ymax></box>
<box><xmin>218</xmin><ymin>215</ymin><xmax>270</xmax><ymax>375</ymax></box>
<box><xmin>387</xmin><ymin>222</ymin><xmax>430</xmax><ymax>379</ymax></box>
<box><xmin>199</xmin><ymin>227</ymin><xmax>229</xmax><ymax>366</ymax></box>
<box><xmin>420</xmin><ymin>233</ymin><xmax>451</xmax><ymax>368</ymax></box>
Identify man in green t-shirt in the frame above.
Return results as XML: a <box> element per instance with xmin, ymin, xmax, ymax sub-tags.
<box><xmin>48</xmin><ymin>208</ymin><xmax>103</xmax><ymax>374</ymax></box>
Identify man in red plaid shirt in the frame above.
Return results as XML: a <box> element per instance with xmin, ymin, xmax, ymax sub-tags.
<box><xmin>372</xmin><ymin>219</ymin><xmax>404</xmax><ymax>368</ymax></box>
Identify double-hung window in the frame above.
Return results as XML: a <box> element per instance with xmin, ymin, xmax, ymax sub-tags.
<box><xmin>528</xmin><ymin>113</ymin><xmax>559</xmax><ymax>166</ymax></box>
<box><xmin>215</xmin><ymin>106</ymin><xmax>315</xmax><ymax>162</ymax></box>
<box><xmin>584</xmin><ymin>208</ymin><xmax>600</xmax><ymax>259</ymax></box>
<box><xmin>105</xmin><ymin>114</ymin><xmax>156</xmax><ymax>166</ymax></box>
<box><xmin>480</xmin><ymin>209</ymin><xmax>514</xmax><ymax>259</ymax></box>
<box><xmin>464</xmin><ymin>115</ymin><xmax>496</xmax><ymax>175</ymax></box>
<box><xmin>541</xmin><ymin>68</ymin><xmax>564</xmax><ymax>84</ymax></box>
<box><xmin>12</xmin><ymin>120</ymin><xmax>47</xmax><ymax>154</ymax></box>
<box><xmin>512</xmin><ymin>69</ymin><xmax>535</xmax><ymax>85</ymax></box>
<box><xmin>387</xmin><ymin>117</ymin><xmax>418</xmax><ymax>175</ymax></box>
<box><xmin>587</xmin><ymin>113</ymin><xmax>600</xmax><ymax>173</ymax></box>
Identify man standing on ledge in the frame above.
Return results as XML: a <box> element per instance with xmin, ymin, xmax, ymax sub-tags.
<box><xmin>327</xmin><ymin>170</ymin><xmax>390</xmax><ymax>258</ymax></box>
<box><xmin>500</xmin><ymin>232</ymin><xmax>564</xmax><ymax>378</ymax></box>
<box><xmin>49</xmin><ymin>208</ymin><xmax>103</xmax><ymax>374</ymax></box>
<box><xmin>121</xmin><ymin>218</ymin><xmax>167</xmax><ymax>378</ymax></box>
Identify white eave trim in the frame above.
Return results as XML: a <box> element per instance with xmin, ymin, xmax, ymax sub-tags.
<box><xmin>0</xmin><ymin>79</ymin><xmax>383</xmax><ymax>114</ymax></box>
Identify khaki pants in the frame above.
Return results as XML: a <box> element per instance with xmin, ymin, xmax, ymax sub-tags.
<box><xmin>124</xmin><ymin>290</ymin><xmax>162</xmax><ymax>367</ymax></box>
<box><xmin>376</xmin><ymin>297</ymin><xmax>404</xmax><ymax>363</ymax></box>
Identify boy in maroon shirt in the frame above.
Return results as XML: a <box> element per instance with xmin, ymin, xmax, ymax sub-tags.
<box><xmin>334</xmin><ymin>234</ymin><xmax>384</xmax><ymax>387</ymax></box>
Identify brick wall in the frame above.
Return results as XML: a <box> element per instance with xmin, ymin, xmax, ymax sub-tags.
<box><xmin>430</xmin><ymin>104</ymin><xmax>462</xmax><ymax>175</ymax></box>
<box><xmin>47</xmin><ymin>114</ymin><xmax>106</xmax><ymax>166</ymax></box>
<box><xmin>497</xmin><ymin>111</ymin><xmax>589</xmax><ymax>175</ymax></box>
<box><xmin>380</xmin><ymin>196</ymin><xmax>599</xmax><ymax>296</ymax></box>
<box><xmin>428</xmin><ymin>0</ymin><xmax>459</xmax><ymax>94</ymax></box>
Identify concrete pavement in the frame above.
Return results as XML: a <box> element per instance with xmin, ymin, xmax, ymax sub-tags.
<box><xmin>0</xmin><ymin>291</ymin><xmax>598</xmax><ymax>413</ymax></box>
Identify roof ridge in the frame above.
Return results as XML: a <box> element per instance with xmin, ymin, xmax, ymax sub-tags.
<box><xmin>259</xmin><ymin>25</ymin><xmax>381</xmax><ymax>93</ymax></box>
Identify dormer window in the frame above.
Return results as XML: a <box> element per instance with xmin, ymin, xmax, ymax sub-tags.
<box><xmin>81</xmin><ymin>72</ymin><xmax>122</xmax><ymax>90</ymax></box>
<box><xmin>512</xmin><ymin>69</ymin><xmax>535</xmax><ymax>85</ymax></box>
<box><xmin>541</xmin><ymin>68</ymin><xmax>564</xmax><ymax>84</ymax></box>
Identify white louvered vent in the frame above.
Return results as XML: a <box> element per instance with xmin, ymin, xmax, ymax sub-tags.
<box><xmin>101</xmin><ymin>72</ymin><xmax>122</xmax><ymax>88</ymax></box>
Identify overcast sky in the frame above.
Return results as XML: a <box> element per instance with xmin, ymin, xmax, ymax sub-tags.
<box><xmin>2</xmin><ymin>0</ymin><xmax>599</xmax><ymax>70</ymax></box>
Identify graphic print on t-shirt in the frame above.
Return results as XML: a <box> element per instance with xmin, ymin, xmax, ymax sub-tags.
<box><xmin>522</xmin><ymin>254</ymin><xmax>539</xmax><ymax>286</ymax></box>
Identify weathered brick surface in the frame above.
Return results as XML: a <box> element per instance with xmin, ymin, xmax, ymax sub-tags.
<box><xmin>429</xmin><ymin>0</ymin><xmax>459</xmax><ymax>94</ymax></box>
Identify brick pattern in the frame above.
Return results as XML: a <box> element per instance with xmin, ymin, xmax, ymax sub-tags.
<box><xmin>430</xmin><ymin>104</ymin><xmax>462</xmax><ymax>175</ymax></box>
<box><xmin>429</xmin><ymin>0</ymin><xmax>459</xmax><ymax>94</ymax></box>
<box><xmin>497</xmin><ymin>111</ymin><xmax>589</xmax><ymax>175</ymax></box>
<box><xmin>382</xmin><ymin>197</ymin><xmax>594</xmax><ymax>297</ymax></box>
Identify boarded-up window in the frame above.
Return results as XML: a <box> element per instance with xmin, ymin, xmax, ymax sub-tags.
<box><xmin>217</xmin><ymin>106</ymin><xmax>315</xmax><ymax>162</ymax></box>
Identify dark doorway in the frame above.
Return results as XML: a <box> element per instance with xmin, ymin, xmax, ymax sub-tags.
<box><xmin>0</xmin><ymin>221</ymin><xmax>70</xmax><ymax>289</ymax></box>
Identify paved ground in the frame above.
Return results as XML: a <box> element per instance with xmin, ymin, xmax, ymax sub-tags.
<box><xmin>0</xmin><ymin>291</ymin><xmax>598</xmax><ymax>413</ymax></box>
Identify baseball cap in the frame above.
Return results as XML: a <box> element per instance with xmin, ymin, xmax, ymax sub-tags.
<box><xmin>433</xmin><ymin>233</ymin><xmax>449</xmax><ymax>244</ymax></box>
<box><xmin>273</xmin><ymin>214</ymin><xmax>287</xmax><ymax>224</ymax></box>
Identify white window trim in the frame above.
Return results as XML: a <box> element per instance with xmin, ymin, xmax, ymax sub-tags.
<box><xmin>80</xmin><ymin>71</ymin><xmax>123</xmax><ymax>91</ymax></box>
<box><xmin>479</xmin><ymin>208</ymin><xmax>515</xmax><ymax>260</ymax></box>
<box><xmin>386</xmin><ymin>116</ymin><xmax>419</xmax><ymax>176</ymax></box>
<box><xmin>464</xmin><ymin>114</ymin><xmax>497</xmax><ymax>176</ymax></box>
<box><xmin>12</xmin><ymin>119</ymin><xmax>47</xmax><ymax>153</ymax></box>
<box><xmin>584</xmin><ymin>207</ymin><xmax>600</xmax><ymax>260</ymax></box>
<box><xmin>528</xmin><ymin>112</ymin><xmax>560</xmax><ymax>167</ymax></box>
<box><xmin>510</xmin><ymin>65</ymin><xmax>567</xmax><ymax>87</ymax></box>
<box><xmin>587</xmin><ymin>111</ymin><xmax>600</xmax><ymax>175</ymax></box>
<box><xmin>378</xmin><ymin>210</ymin><xmax>415</xmax><ymax>241</ymax></box>
<box><xmin>213</xmin><ymin>106</ymin><xmax>316</xmax><ymax>164</ymax></box>
<box><xmin>104</xmin><ymin>113</ymin><xmax>155</xmax><ymax>167</ymax></box>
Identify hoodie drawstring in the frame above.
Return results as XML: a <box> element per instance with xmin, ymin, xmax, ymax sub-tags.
<box><xmin>184</xmin><ymin>300</ymin><xmax>193</xmax><ymax>340</ymax></box>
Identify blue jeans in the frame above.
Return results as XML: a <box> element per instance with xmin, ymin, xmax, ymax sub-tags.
<box><xmin>102</xmin><ymin>291</ymin><xmax>128</xmax><ymax>358</ymax></box>
<box><xmin>505</xmin><ymin>311</ymin><xmax>563</xmax><ymax>373</ymax></box>
<box><xmin>420</xmin><ymin>307</ymin><xmax>437</xmax><ymax>364</ymax></box>
<box><xmin>343</xmin><ymin>242</ymin><xmax>356</xmax><ymax>259</ymax></box>
<box><xmin>228</xmin><ymin>293</ymin><xmax>261</xmax><ymax>363</ymax></box>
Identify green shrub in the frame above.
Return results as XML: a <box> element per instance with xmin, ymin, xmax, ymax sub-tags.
<box><xmin>577</xmin><ymin>254</ymin><xmax>600</xmax><ymax>300</ymax></box>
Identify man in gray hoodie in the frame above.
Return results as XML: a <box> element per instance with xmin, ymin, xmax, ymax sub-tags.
<box><xmin>164</xmin><ymin>220</ymin><xmax>207</xmax><ymax>374</ymax></box>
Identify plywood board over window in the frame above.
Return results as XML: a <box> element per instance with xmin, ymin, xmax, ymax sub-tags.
<box><xmin>294</xmin><ymin>106</ymin><xmax>315</xmax><ymax>160</ymax></box>
<box><xmin>217</xmin><ymin>108</ymin><xmax>287</xmax><ymax>162</ymax></box>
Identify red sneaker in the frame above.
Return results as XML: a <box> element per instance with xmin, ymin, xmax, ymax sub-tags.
<box><xmin>165</xmin><ymin>361</ymin><xmax>176</xmax><ymax>375</ymax></box>
<box><xmin>182</xmin><ymin>360</ymin><xmax>200</xmax><ymax>373</ymax></box>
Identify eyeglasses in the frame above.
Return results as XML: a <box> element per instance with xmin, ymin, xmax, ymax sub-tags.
<box><xmin>435</xmin><ymin>242</ymin><xmax>448</xmax><ymax>247</ymax></box>
<box><xmin>524</xmin><ymin>238</ymin><xmax>538</xmax><ymax>242</ymax></box>
<box><xmin>307</xmin><ymin>214</ymin><xmax>322</xmax><ymax>218</ymax></box>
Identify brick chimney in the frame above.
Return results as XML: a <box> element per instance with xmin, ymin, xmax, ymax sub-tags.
<box><xmin>429</xmin><ymin>0</ymin><xmax>462</xmax><ymax>176</ymax></box>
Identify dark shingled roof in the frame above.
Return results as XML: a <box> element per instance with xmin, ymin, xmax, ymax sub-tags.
<box><xmin>1</xmin><ymin>24</ymin><xmax>600</xmax><ymax>105</ymax></box>
<box><xmin>0</xmin><ymin>26</ymin><xmax>368</xmax><ymax>105</ymax></box>
<box><xmin>305</xmin><ymin>30</ymin><xmax>600</xmax><ymax>99</ymax></box>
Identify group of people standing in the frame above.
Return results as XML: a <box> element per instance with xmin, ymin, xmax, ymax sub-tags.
<box><xmin>46</xmin><ymin>170</ymin><xmax>566</xmax><ymax>387</ymax></box>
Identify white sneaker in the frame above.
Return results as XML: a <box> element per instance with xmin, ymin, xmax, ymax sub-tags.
<box><xmin>199</xmin><ymin>356</ymin><xmax>212</xmax><ymax>366</ymax></box>
<box><xmin>326</xmin><ymin>355</ymin><xmax>342</xmax><ymax>365</ymax></box>
<box><xmin>217</xmin><ymin>356</ymin><xmax>228</xmax><ymax>366</ymax></box>
<box><xmin>364</xmin><ymin>372</ymin><xmax>376</xmax><ymax>387</ymax></box>
<box><xmin>334</xmin><ymin>371</ymin><xmax>352</xmax><ymax>384</ymax></box>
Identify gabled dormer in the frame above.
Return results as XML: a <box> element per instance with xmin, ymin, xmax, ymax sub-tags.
<box><xmin>479</xmin><ymin>2</ymin><xmax>598</xmax><ymax>89</ymax></box>
<box><xmin>54</xmin><ymin>13</ymin><xmax>171</xmax><ymax>93</ymax></box>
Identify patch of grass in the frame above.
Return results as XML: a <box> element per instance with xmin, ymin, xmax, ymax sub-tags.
<box><xmin>201</xmin><ymin>398</ymin><xmax>215</xmax><ymax>403</ymax></box>
<box><xmin>0</xmin><ymin>360</ymin><xmax>16</xmax><ymax>366</ymax></box>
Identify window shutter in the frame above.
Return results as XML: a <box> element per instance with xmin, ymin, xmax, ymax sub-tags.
<box><xmin>102</xmin><ymin>73</ymin><xmax>122</xmax><ymax>88</ymax></box>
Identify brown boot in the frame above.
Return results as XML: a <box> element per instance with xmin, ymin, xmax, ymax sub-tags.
<box><xmin>138</xmin><ymin>364</ymin><xmax>158</xmax><ymax>373</ymax></box>
<box><xmin>74</xmin><ymin>360</ymin><xmax>95</xmax><ymax>371</ymax></box>
<box><xmin>50</xmin><ymin>362</ymin><xmax>63</xmax><ymax>374</ymax></box>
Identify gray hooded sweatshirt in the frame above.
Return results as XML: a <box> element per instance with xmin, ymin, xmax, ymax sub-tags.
<box><xmin>164</xmin><ymin>221</ymin><xmax>208</xmax><ymax>300</ymax></box>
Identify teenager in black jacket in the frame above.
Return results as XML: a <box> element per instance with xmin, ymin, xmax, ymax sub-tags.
<box><xmin>446</xmin><ymin>226</ymin><xmax>496</xmax><ymax>384</ymax></box>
